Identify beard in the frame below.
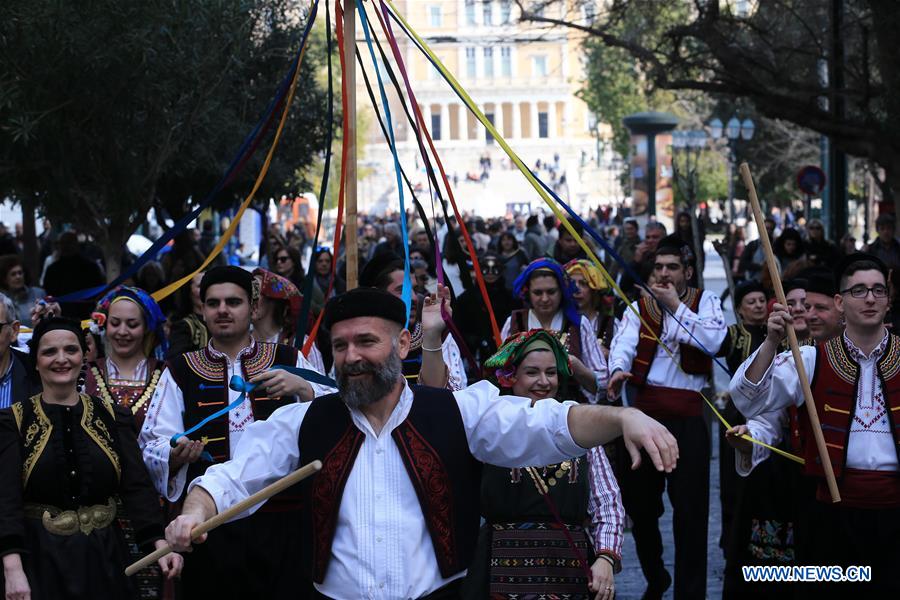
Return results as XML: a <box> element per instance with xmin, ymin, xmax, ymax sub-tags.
<box><xmin>336</xmin><ymin>345</ymin><xmax>403</xmax><ymax>409</ymax></box>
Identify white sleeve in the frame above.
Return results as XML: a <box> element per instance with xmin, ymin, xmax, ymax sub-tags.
<box><xmin>665</xmin><ymin>291</ymin><xmax>727</xmax><ymax>353</ymax></box>
<box><xmin>500</xmin><ymin>315</ymin><xmax>512</xmax><ymax>341</ymax></box>
<box><xmin>303</xmin><ymin>335</ymin><xmax>326</xmax><ymax>375</ymax></box>
<box><xmin>729</xmin><ymin>345</ymin><xmax>814</xmax><ymax>420</ymax></box>
<box><xmin>735</xmin><ymin>409</ymin><xmax>787</xmax><ymax>477</ymax></box>
<box><xmin>139</xmin><ymin>369</ymin><xmax>189</xmax><ymax>502</ymax></box>
<box><xmin>608</xmin><ymin>303</ymin><xmax>639</xmax><ymax>374</ymax></box>
<box><xmin>189</xmin><ymin>402</ymin><xmax>311</xmax><ymax>520</ymax></box>
<box><xmin>441</xmin><ymin>334</ymin><xmax>467</xmax><ymax>390</ymax></box>
<box><xmin>580</xmin><ymin>317</ymin><xmax>608</xmax><ymax>403</ymax></box>
<box><xmin>296</xmin><ymin>351</ymin><xmax>337</xmax><ymax>397</ymax></box>
<box><xmin>586</xmin><ymin>446</ymin><xmax>624</xmax><ymax>559</ymax></box>
<box><xmin>454</xmin><ymin>380</ymin><xmax>585</xmax><ymax>467</ymax></box>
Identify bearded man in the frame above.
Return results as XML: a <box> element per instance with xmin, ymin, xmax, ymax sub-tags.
<box><xmin>165</xmin><ymin>287</ymin><xmax>678</xmax><ymax>599</ymax></box>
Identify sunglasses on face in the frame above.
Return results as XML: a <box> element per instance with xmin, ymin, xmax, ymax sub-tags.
<box><xmin>481</xmin><ymin>265</ymin><xmax>500</xmax><ymax>275</ymax></box>
<box><xmin>275</xmin><ymin>256</ymin><xmax>291</xmax><ymax>263</ymax></box>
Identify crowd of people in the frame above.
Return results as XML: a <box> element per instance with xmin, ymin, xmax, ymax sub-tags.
<box><xmin>0</xmin><ymin>206</ymin><xmax>896</xmax><ymax>599</ymax></box>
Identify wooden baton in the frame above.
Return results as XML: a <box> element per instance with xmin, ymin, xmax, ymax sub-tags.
<box><xmin>125</xmin><ymin>460</ymin><xmax>323</xmax><ymax>576</ymax></box>
<box><xmin>739</xmin><ymin>163</ymin><xmax>840</xmax><ymax>502</ymax></box>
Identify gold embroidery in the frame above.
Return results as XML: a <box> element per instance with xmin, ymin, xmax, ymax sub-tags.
<box><xmin>21</xmin><ymin>396</ymin><xmax>52</xmax><ymax>488</ymax></box>
<box><xmin>824</xmin><ymin>404</ymin><xmax>851</xmax><ymax>415</ymax></box>
<box><xmin>80</xmin><ymin>395</ymin><xmax>121</xmax><ymax>482</ymax></box>
<box><xmin>878</xmin><ymin>334</ymin><xmax>900</xmax><ymax>381</ymax></box>
<box><xmin>823</xmin><ymin>337</ymin><xmax>859</xmax><ymax>385</ymax></box>
<box><xmin>92</xmin><ymin>364</ymin><xmax>162</xmax><ymax>415</ymax></box>
<box><xmin>11</xmin><ymin>402</ymin><xmax>22</xmax><ymax>430</ymax></box>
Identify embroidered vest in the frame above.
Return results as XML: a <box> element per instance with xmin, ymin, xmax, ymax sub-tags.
<box><xmin>167</xmin><ymin>342</ymin><xmax>299</xmax><ymax>491</ymax></box>
<box><xmin>803</xmin><ymin>334</ymin><xmax>900</xmax><ymax>478</ymax></box>
<box><xmin>509</xmin><ymin>308</ymin><xmax>583</xmax><ymax>360</ymax></box>
<box><xmin>84</xmin><ymin>359</ymin><xmax>164</xmax><ymax>431</ymax></box>
<box><xmin>631</xmin><ymin>288</ymin><xmax>711</xmax><ymax>386</ymax></box>
<box><xmin>12</xmin><ymin>394</ymin><xmax>122</xmax><ymax>489</ymax></box>
<box><xmin>297</xmin><ymin>386</ymin><xmax>482</xmax><ymax>583</ymax></box>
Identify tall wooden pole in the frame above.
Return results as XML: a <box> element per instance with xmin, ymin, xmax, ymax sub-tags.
<box><xmin>740</xmin><ymin>162</ymin><xmax>841</xmax><ymax>503</ymax></box>
<box><xmin>343</xmin><ymin>0</ymin><xmax>359</xmax><ymax>289</ymax></box>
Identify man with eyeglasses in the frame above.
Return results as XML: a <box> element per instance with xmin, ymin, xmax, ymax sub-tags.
<box><xmin>0</xmin><ymin>293</ymin><xmax>39</xmax><ymax>409</ymax></box>
<box><xmin>731</xmin><ymin>253</ymin><xmax>900</xmax><ymax>597</ymax></box>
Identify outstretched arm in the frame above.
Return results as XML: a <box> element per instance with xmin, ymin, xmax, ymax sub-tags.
<box><xmin>418</xmin><ymin>285</ymin><xmax>452</xmax><ymax>388</ymax></box>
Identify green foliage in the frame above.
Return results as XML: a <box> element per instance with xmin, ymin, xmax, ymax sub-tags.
<box><xmin>0</xmin><ymin>0</ymin><xmax>332</xmax><ymax>276</ymax></box>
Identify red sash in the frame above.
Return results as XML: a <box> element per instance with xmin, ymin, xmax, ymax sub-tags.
<box><xmin>634</xmin><ymin>385</ymin><xmax>703</xmax><ymax>419</ymax></box>
<box><xmin>816</xmin><ymin>468</ymin><xmax>900</xmax><ymax>509</ymax></box>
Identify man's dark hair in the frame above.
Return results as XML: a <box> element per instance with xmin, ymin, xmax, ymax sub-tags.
<box><xmin>839</xmin><ymin>259</ymin><xmax>888</xmax><ymax>290</ymax></box>
<box><xmin>624</xmin><ymin>219</ymin><xmax>638</xmax><ymax>230</ymax></box>
<box><xmin>543</xmin><ymin>215</ymin><xmax>556</xmax><ymax>231</ymax></box>
<box><xmin>559</xmin><ymin>218</ymin><xmax>583</xmax><ymax>238</ymax></box>
<box><xmin>526</xmin><ymin>215</ymin><xmax>540</xmax><ymax>228</ymax></box>
<box><xmin>876</xmin><ymin>213</ymin><xmax>896</xmax><ymax>228</ymax></box>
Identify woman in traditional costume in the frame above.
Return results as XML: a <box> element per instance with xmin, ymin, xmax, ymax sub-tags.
<box><xmin>83</xmin><ymin>286</ymin><xmax>169</xmax><ymax>599</ymax></box>
<box><xmin>502</xmin><ymin>258</ymin><xmax>608</xmax><ymax>402</ymax></box>
<box><xmin>463</xmin><ymin>329</ymin><xmax>624</xmax><ymax>600</ymax></box>
<box><xmin>0</xmin><ymin>318</ymin><xmax>180</xmax><ymax>599</ymax></box>
<box><xmin>565</xmin><ymin>259</ymin><xmax>616</xmax><ymax>352</ymax></box>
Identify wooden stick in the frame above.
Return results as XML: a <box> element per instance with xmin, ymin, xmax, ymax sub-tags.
<box><xmin>343</xmin><ymin>0</ymin><xmax>359</xmax><ymax>290</ymax></box>
<box><xmin>125</xmin><ymin>460</ymin><xmax>322</xmax><ymax>576</ymax></box>
<box><xmin>739</xmin><ymin>163</ymin><xmax>840</xmax><ymax>503</ymax></box>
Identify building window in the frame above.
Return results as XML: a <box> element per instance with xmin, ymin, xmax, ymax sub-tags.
<box><xmin>466</xmin><ymin>47</ymin><xmax>476</xmax><ymax>78</ymax></box>
<box><xmin>431</xmin><ymin>113</ymin><xmax>442</xmax><ymax>140</ymax></box>
<box><xmin>500</xmin><ymin>47</ymin><xmax>512</xmax><ymax>77</ymax></box>
<box><xmin>483</xmin><ymin>1</ymin><xmax>494</xmax><ymax>26</ymax></box>
<box><xmin>532</xmin><ymin>55</ymin><xmax>548</xmax><ymax>77</ymax></box>
<box><xmin>538</xmin><ymin>112</ymin><xmax>549</xmax><ymax>138</ymax></box>
<box><xmin>429</xmin><ymin>5</ymin><xmax>442</xmax><ymax>27</ymax></box>
<box><xmin>483</xmin><ymin>47</ymin><xmax>494</xmax><ymax>78</ymax></box>
<box><xmin>500</xmin><ymin>0</ymin><xmax>512</xmax><ymax>23</ymax></box>
<box><xmin>486</xmin><ymin>113</ymin><xmax>495</xmax><ymax>144</ymax></box>
<box><xmin>465</xmin><ymin>0</ymin><xmax>476</xmax><ymax>25</ymax></box>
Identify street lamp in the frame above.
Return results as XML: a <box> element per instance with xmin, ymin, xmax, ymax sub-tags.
<box><xmin>710</xmin><ymin>115</ymin><xmax>755</xmax><ymax>221</ymax></box>
<box><xmin>671</xmin><ymin>128</ymin><xmax>709</xmax><ymax>286</ymax></box>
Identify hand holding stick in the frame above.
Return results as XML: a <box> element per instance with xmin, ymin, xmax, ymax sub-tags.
<box><xmin>739</xmin><ymin>162</ymin><xmax>840</xmax><ymax>503</ymax></box>
<box><xmin>125</xmin><ymin>460</ymin><xmax>323</xmax><ymax>575</ymax></box>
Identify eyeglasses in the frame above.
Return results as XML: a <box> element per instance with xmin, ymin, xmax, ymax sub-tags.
<box><xmin>840</xmin><ymin>284</ymin><xmax>889</xmax><ymax>299</ymax></box>
<box><xmin>481</xmin><ymin>265</ymin><xmax>500</xmax><ymax>275</ymax></box>
<box><xmin>275</xmin><ymin>256</ymin><xmax>291</xmax><ymax>263</ymax></box>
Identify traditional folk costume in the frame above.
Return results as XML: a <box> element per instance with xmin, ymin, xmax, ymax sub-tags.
<box><xmin>139</xmin><ymin>266</ymin><xmax>335</xmax><ymax>599</ymax></box>
<box><xmin>359</xmin><ymin>252</ymin><xmax>467</xmax><ymax>390</ymax></box>
<box><xmin>608</xmin><ymin>235</ymin><xmax>726</xmax><ymax>599</ymax></box>
<box><xmin>502</xmin><ymin>259</ymin><xmax>608</xmax><ymax>403</ymax></box>
<box><xmin>83</xmin><ymin>286</ymin><xmax>168</xmax><ymax>599</ymax></box>
<box><xmin>462</xmin><ymin>330</ymin><xmax>624</xmax><ymax>599</ymax></box>
<box><xmin>189</xmin><ymin>288</ymin><xmax>592</xmax><ymax>599</ymax></box>
<box><xmin>252</xmin><ymin>268</ymin><xmax>326</xmax><ymax>373</ymax></box>
<box><xmin>564</xmin><ymin>258</ymin><xmax>617</xmax><ymax>351</ymax></box>
<box><xmin>731</xmin><ymin>328</ymin><xmax>900</xmax><ymax>597</ymax></box>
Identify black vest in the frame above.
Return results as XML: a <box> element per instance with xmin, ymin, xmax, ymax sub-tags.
<box><xmin>297</xmin><ymin>386</ymin><xmax>482</xmax><ymax>583</ymax></box>
<box><xmin>167</xmin><ymin>342</ymin><xmax>299</xmax><ymax>497</ymax></box>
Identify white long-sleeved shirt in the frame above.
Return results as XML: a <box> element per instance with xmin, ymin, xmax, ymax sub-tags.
<box><xmin>730</xmin><ymin>330</ymin><xmax>899</xmax><ymax>472</ymax></box>
<box><xmin>501</xmin><ymin>310</ymin><xmax>609</xmax><ymax>400</ymax></box>
<box><xmin>192</xmin><ymin>380</ymin><xmax>587</xmax><ymax>600</ymax></box>
<box><xmin>608</xmin><ymin>290</ymin><xmax>726</xmax><ymax>392</ymax></box>
<box><xmin>734</xmin><ymin>409</ymin><xmax>788</xmax><ymax>476</ymax></box>
<box><xmin>139</xmin><ymin>339</ymin><xmax>336</xmax><ymax>501</ymax></box>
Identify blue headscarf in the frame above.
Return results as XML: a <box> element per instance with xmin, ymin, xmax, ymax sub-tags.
<box><xmin>512</xmin><ymin>258</ymin><xmax>581</xmax><ymax>326</ymax></box>
<box><xmin>93</xmin><ymin>286</ymin><xmax>169</xmax><ymax>360</ymax></box>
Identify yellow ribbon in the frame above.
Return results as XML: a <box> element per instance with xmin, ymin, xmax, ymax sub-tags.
<box><xmin>386</xmin><ymin>0</ymin><xmax>803</xmax><ymax>465</ymax></box>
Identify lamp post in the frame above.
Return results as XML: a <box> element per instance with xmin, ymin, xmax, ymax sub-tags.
<box><xmin>671</xmin><ymin>129</ymin><xmax>708</xmax><ymax>287</ymax></box>
<box><xmin>710</xmin><ymin>116</ymin><xmax>755</xmax><ymax>222</ymax></box>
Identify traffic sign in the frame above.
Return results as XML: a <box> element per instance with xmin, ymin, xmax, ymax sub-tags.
<box><xmin>797</xmin><ymin>165</ymin><xmax>827</xmax><ymax>196</ymax></box>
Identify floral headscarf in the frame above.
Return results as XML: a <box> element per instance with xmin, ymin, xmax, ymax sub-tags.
<box><xmin>512</xmin><ymin>258</ymin><xmax>581</xmax><ymax>326</ymax></box>
<box><xmin>252</xmin><ymin>268</ymin><xmax>302</xmax><ymax>337</ymax></box>
<box><xmin>564</xmin><ymin>259</ymin><xmax>608</xmax><ymax>291</ymax></box>
<box><xmin>484</xmin><ymin>329</ymin><xmax>572</xmax><ymax>388</ymax></box>
<box><xmin>91</xmin><ymin>286</ymin><xmax>168</xmax><ymax>359</ymax></box>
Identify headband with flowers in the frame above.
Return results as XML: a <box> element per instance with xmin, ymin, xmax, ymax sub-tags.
<box><xmin>484</xmin><ymin>329</ymin><xmax>572</xmax><ymax>389</ymax></box>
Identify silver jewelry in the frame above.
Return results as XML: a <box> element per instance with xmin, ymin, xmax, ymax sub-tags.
<box><xmin>421</xmin><ymin>345</ymin><xmax>442</xmax><ymax>352</ymax></box>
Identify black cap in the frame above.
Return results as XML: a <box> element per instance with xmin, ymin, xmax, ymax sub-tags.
<box><xmin>834</xmin><ymin>252</ymin><xmax>889</xmax><ymax>289</ymax></box>
<box><xmin>783</xmin><ymin>278</ymin><xmax>808</xmax><ymax>294</ymax></box>
<box><xmin>734</xmin><ymin>280</ymin><xmax>766</xmax><ymax>307</ymax></box>
<box><xmin>359</xmin><ymin>251</ymin><xmax>404</xmax><ymax>289</ymax></box>
<box><xmin>798</xmin><ymin>268</ymin><xmax>837</xmax><ymax>297</ymax></box>
<box><xmin>200</xmin><ymin>266</ymin><xmax>254</xmax><ymax>302</ymax></box>
<box><xmin>323</xmin><ymin>287</ymin><xmax>407</xmax><ymax>330</ymax></box>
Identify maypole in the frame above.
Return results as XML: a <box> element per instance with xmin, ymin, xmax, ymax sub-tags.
<box><xmin>342</xmin><ymin>0</ymin><xmax>358</xmax><ymax>289</ymax></box>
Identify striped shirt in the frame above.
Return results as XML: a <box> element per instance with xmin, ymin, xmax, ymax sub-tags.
<box><xmin>0</xmin><ymin>353</ymin><xmax>15</xmax><ymax>409</ymax></box>
<box><xmin>587</xmin><ymin>445</ymin><xmax>626</xmax><ymax>561</ymax></box>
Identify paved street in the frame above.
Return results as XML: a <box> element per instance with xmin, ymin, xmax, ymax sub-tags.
<box><xmin>615</xmin><ymin>248</ymin><xmax>730</xmax><ymax>599</ymax></box>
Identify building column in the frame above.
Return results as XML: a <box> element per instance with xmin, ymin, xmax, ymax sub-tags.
<box><xmin>495</xmin><ymin>102</ymin><xmax>505</xmax><ymax>138</ymax></box>
<box><xmin>512</xmin><ymin>101</ymin><xmax>522</xmax><ymax>139</ymax></box>
<box><xmin>423</xmin><ymin>104</ymin><xmax>433</xmax><ymax>137</ymax></box>
<box><xmin>457</xmin><ymin>102</ymin><xmax>468</xmax><ymax>140</ymax></box>
<box><xmin>530</xmin><ymin>101</ymin><xmax>539</xmax><ymax>139</ymax></box>
<box><xmin>439</xmin><ymin>103</ymin><xmax>449</xmax><ymax>142</ymax></box>
<box><xmin>547</xmin><ymin>101</ymin><xmax>558</xmax><ymax>138</ymax></box>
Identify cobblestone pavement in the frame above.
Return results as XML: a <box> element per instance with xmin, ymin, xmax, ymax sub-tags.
<box><xmin>614</xmin><ymin>422</ymin><xmax>726</xmax><ymax>599</ymax></box>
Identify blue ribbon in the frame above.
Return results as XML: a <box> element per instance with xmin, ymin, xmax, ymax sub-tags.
<box><xmin>357</xmin><ymin>0</ymin><xmax>412</xmax><ymax>325</ymax></box>
<box><xmin>169</xmin><ymin>364</ymin><xmax>336</xmax><ymax>449</ymax></box>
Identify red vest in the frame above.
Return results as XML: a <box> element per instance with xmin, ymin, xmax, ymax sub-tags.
<box><xmin>804</xmin><ymin>334</ymin><xmax>900</xmax><ymax>479</ymax></box>
<box><xmin>509</xmin><ymin>308</ymin><xmax>582</xmax><ymax>360</ymax></box>
<box><xmin>631</xmin><ymin>288</ymin><xmax>712</xmax><ymax>386</ymax></box>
